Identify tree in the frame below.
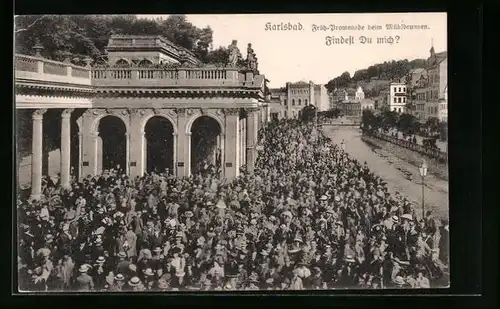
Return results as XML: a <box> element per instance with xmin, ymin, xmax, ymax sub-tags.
<box><xmin>397</xmin><ymin>113</ymin><xmax>420</xmax><ymax>134</ymax></box>
<box><xmin>300</xmin><ymin>105</ymin><xmax>317</xmax><ymax>123</ymax></box>
<box><xmin>381</xmin><ymin>110</ymin><xmax>399</xmax><ymax>129</ymax></box>
<box><xmin>14</xmin><ymin>14</ymin><xmax>220</xmax><ymax>65</ymax></box>
<box><xmin>361</xmin><ymin>109</ymin><xmax>379</xmax><ymax>132</ymax></box>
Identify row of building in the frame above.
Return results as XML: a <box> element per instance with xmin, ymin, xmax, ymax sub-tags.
<box><xmin>265</xmin><ymin>45</ymin><xmax>447</xmax><ymax>124</ymax></box>
<box><xmin>368</xmin><ymin>46</ymin><xmax>448</xmax><ymax>123</ymax></box>
<box><xmin>267</xmin><ymin>81</ymin><xmax>330</xmax><ymax>120</ymax></box>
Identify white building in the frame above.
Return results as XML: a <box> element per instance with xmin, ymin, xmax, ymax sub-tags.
<box><xmin>387</xmin><ymin>82</ymin><xmax>407</xmax><ymax>113</ymax></box>
<box><xmin>355</xmin><ymin>86</ymin><xmax>365</xmax><ymax>101</ymax></box>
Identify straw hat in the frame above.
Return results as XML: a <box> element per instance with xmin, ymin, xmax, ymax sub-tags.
<box><xmin>345</xmin><ymin>255</ymin><xmax>356</xmax><ymax>263</ymax></box>
<box><xmin>114</xmin><ymin>273</ymin><xmax>125</xmax><ymax>281</ymax></box>
<box><xmin>128</xmin><ymin>276</ymin><xmax>141</xmax><ymax>287</ymax></box>
<box><xmin>401</xmin><ymin>214</ymin><xmax>413</xmax><ymax>221</ymax></box>
<box><xmin>96</xmin><ymin>256</ymin><xmax>106</xmax><ymax>264</ymax></box>
<box><xmin>143</xmin><ymin>268</ymin><xmax>154</xmax><ymax>276</ymax></box>
<box><xmin>79</xmin><ymin>264</ymin><xmax>90</xmax><ymax>273</ymax></box>
<box><xmin>184</xmin><ymin>211</ymin><xmax>194</xmax><ymax>218</ymax></box>
<box><xmin>153</xmin><ymin>247</ymin><xmax>162</xmax><ymax>253</ymax></box>
<box><xmin>394</xmin><ymin>276</ymin><xmax>405</xmax><ymax>285</ymax></box>
<box><xmin>392</xmin><ymin>216</ymin><xmax>399</xmax><ymax>223</ymax></box>
<box><xmin>319</xmin><ymin>195</ymin><xmax>328</xmax><ymax>201</ymax></box>
<box><xmin>117</xmin><ymin>252</ymin><xmax>127</xmax><ymax>258</ymax></box>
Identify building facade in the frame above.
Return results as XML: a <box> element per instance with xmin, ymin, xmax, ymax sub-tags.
<box><xmin>16</xmin><ymin>36</ymin><xmax>269</xmax><ymax>200</ymax></box>
<box><xmin>425</xmin><ymin>48</ymin><xmax>448</xmax><ymax>122</ymax></box>
<box><xmin>387</xmin><ymin>82</ymin><xmax>407</xmax><ymax>113</ymax></box>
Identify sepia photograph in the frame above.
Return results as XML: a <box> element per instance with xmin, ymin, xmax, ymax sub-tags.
<box><xmin>14</xmin><ymin>13</ymin><xmax>449</xmax><ymax>292</ymax></box>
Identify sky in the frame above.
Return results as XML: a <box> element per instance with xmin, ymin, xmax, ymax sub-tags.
<box><xmin>137</xmin><ymin>13</ymin><xmax>447</xmax><ymax>88</ymax></box>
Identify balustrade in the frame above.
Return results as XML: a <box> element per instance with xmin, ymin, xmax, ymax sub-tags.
<box><xmin>15</xmin><ymin>54</ymin><xmax>91</xmax><ymax>79</ymax></box>
<box><xmin>367</xmin><ymin>131</ymin><xmax>447</xmax><ymax>162</ymax></box>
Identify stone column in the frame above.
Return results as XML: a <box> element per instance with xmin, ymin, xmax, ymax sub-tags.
<box><xmin>176</xmin><ymin>109</ymin><xmax>188</xmax><ymax>177</ymax></box>
<box><xmin>246</xmin><ymin>108</ymin><xmax>259</xmax><ymax>173</ymax></box>
<box><xmin>80</xmin><ymin>109</ymin><xmax>105</xmax><ymax>179</ymax></box>
<box><xmin>125</xmin><ymin>132</ymin><xmax>130</xmax><ymax>175</ymax></box>
<box><xmin>31</xmin><ymin>109</ymin><xmax>46</xmax><ymax>200</ymax></box>
<box><xmin>60</xmin><ymin>109</ymin><xmax>73</xmax><ymax>189</ymax></box>
<box><xmin>172</xmin><ymin>132</ymin><xmax>177</xmax><ymax>176</ymax></box>
<box><xmin>186</xmin><ymin>132</ymin><xmax>192</xmax><ymax>176</ymax></box>
<box><xmin>128</xmin><ymin>109</ymin><xmax>146</xmax><ymax>179</ymax></box>
<box><xmin>78</xmin><ymin>132</ymin><xmax>83</xmax><ymax>181</ymax></box>
<box><xmin>224</xmin><ymin>108</ymin><xmax>240</xmax><ymax>179</ymax></box>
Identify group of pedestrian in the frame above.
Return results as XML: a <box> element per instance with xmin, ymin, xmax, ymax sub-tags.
<box><xmin>17</xmin><ymin>119</ymin><xmax>449</xmax><ymax>292</ymax></box>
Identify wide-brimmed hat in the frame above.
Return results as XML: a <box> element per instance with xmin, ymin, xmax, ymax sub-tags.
<box><xmin>260</xmin><ymin>250</ymin><xmax>269</xmax><ymax>256</ymax></box>
<box><xmin>128</xmin><ymin>276</ymin><xmax>141</xmax><ymax>287</ymax></box>
<box><xmin>45</xmin><ymin>234</ymin><xmax>54</xmax><ymax>243</ymax></box>
<box><xmin>401</xmin><ymin>214</ymin><xmax>413</xmax><ymax>221</ymax></box>
<box><xmin>79</xmin><ymin>264</ymin><xmax>90</xmax><ymax>273</ymax></box>
<box><xmin>184</xmin><ymin>211</ymin><xmax>194</xmax><ymax>218</ymax></box>
<box><xmin>153</xmin><ymin>247</ymin><xmax>162</xmax><ymax>253</ymax></box>
<box><xmin>117</xmin><ymin>252</ymin><xmax>127</xmax><ymax>258</ymax></box>
<box><xmin>392</xmin><ymin>216</ymin><xmax>399</xmax><ymax>223</ymax></box>
<box><xmin>345</xmin><ymin>255</ymin><xmax>356</xmax><ymax>263</ymax></box>
<box><xmin>282</xmin><ymin>211</ymin><xmax>293</xmax><ymax>218</ymax></box>
<box><xmin>96</xmin><ymin>256</ymin><xmax>106</xmax><ymax>264</ymax></box>
<box><xmin>293</xmin><ymin>235</ymin><xmax>303</xmax><ymax>243</ymax></box>
<box><xmin>394</xmin><ymin>276</ymin><xmax>405</xmax><ymax>285</ymax></box>
<box><xmin>206</xmin><ymin>201</ymin><xmax>214</xmax><ymax>206</ymax></box>
<box><xmin>143</xmin><ymin>268</ymin><xmax>154</xmax><ymax>276</ymax></box>
<box><xmin>157</xmin><ymin>279</ymin><xmax>169</xmax><ymax>289</ymax></box>
<box><xmin>319</xmin><ymin>195</ymin><xmax>328</xmax><ymax>201</ymax></box>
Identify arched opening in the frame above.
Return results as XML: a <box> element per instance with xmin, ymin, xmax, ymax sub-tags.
<box><xmin>190</xmin><ymin>116</ymin><xmax>222</xmax><ymax>175</ymax></box>
<box><xmin>42</xmin><ymin>109</ymin><xmax>61</xmax><ymax>178</ymax></box>
<box><xmin>138</xmin><ymin>59</ymin><xmax>153</xmax><ymax>67</ymax></box>
<box><xmin>98</xmin><ymin>116</ymin><xmax>127</xmax><ymax>173</ymax></box>
<box><xmin>115</xmin><ymin>59</ymin><xmax>129</xmax><ymax>67</ymax></box>
<box><xmin>144</xmin><ymin>116</ymin><xmax>174</xmax><ymax>175</ymax></box>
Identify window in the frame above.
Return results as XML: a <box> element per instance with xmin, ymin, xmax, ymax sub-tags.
<box><xmin>398</xmin><ymin>97</ymin><xmax>402</xmax><ymax>103</ymax></box>
<box><xmin>305</xmin><ymin>99</ymin><xmax>308</xmax><ymax>105</ymax></box>
<box><xmin>403</xmin><ymin>87</ymin><xmax>406</xmax><ymax>92</ymax></box>
<box><xmin>398</xmin><ymin>108</ymin><xmax>401</xmax><ymax>113</ymax></box>
<box><xmin>292</xmin><ymin>99</ymin><xmax>295</xmax><ymax>106</ymax></box>
<box><xmin>298</xmin><ymin>99</ymin><xmax>301</xmax><ymax>106</ymax></box>
<box><xmin>403</xmin><ymin>97</ymin><xmax>406</xmax><ymax>103</ymax></box>
<box><xmin>284</xmin><ymin>99</ymin><xmax>287</xmax><ymax>106</ymax></box>
<box><xmin>398</xmin><ymin>87</ymin><xmax>401</xmax><ymax>92</ymax></box>
<box><xmin>394</xmin><ymin>97</ymin><xmax>397</xmax><ymax>103</ymax></box>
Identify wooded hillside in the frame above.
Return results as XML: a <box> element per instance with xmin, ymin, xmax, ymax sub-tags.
<box><xmin>15</xmin><ymin>15</ymin><xmax>230</xmax><ymax>65</ymax></box>
<box><xmin>325</xmin><ymin>58</ymin><xmax>428</xmax><ymax>95</ymax></box>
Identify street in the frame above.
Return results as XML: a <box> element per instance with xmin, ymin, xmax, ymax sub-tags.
<box><xmin>323</xmin><ymin>126</ymin><xmax>449</xmax><ymax>220</ymax></box>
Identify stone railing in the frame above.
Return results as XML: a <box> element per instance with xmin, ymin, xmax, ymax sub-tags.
<box><xmin>91</xmin><ymin>66</ymin><xmax>240</xmax><ymax>87</ymax></box>
<box><xmin>15</xmin><ymin>54</ymin><xmax>92</xmax><ymax>82</ymax></box>
<box><xmin>365</xmin><ymin>131</ymin><xmax>447</xmax><ymax>162</ymax></box>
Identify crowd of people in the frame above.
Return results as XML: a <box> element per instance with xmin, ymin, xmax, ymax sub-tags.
<box><xmin>17</xmin><ymin>119</ymin><xmax>449</xmax><ymax>292</ymax></box>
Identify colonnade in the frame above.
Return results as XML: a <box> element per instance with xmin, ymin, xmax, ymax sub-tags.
<box><xmin>25</xmin><ymin>107</ymin><xmax>263</xmax><ymax>200</ymax></box>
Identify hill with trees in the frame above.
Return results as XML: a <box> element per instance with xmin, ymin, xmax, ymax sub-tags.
<box><xmin>15</xmin><ymin>15</ymin><xmax>231</xmax><ymax>65</ymax></box>
<box><xmin>325</xmin><ymin>58</ymin><xmax>429</xmax><ymax>96</ymax></box>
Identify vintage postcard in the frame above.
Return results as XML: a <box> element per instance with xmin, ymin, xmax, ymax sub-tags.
<box><xmin>15</xmin><ymin>13</ymin><xmax>448</xmax><ymax>292</ymax></box>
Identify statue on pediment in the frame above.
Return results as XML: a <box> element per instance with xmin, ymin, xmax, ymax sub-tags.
<box><xmin>228</xmin><ymin>40</ymin><xmax>242</xmax><ymax>67</ymax></box>
<box><xmin>246</xmin><ymin>43</ymin><xmax>257</xmax><ymax>71</ymax></box>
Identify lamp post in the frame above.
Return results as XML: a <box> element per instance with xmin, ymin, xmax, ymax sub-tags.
<box><xmin>340</xmin><ymin>139</ymin><xmax>346</xmax><ymax>151</ymax></box>
<box><xmin>419</xmin><ymin>160</ymin><xmax>428</xmax><ymax>219</ymax></box>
